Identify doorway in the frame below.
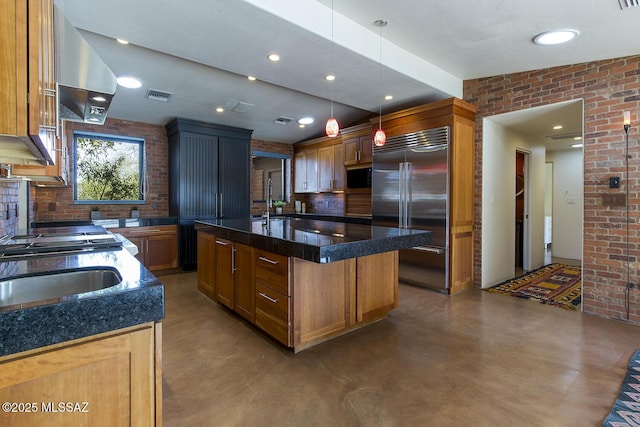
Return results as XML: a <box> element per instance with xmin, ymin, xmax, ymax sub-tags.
<box><xmin>481</xmin><ymin>99</ymin><xmax>583</xmax><ymax>288</ymax></box>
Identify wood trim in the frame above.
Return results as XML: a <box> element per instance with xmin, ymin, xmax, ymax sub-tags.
<box><xmin>154</xmin><ymin>322</ymin><xmax>163</xmax><ymax>427</ymax></box>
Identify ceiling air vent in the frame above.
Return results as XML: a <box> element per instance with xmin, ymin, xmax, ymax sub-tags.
<box><xmin>618</xmin><ymin>0</ymin><xmax>639</xmax><ymax>8</ymax></box>
<box><xmin>274</xmin><ymin>117</ymin><xmax>293</xmax><ymax>125</ymax></box>
<box><xmin>145</xmin><ymin>89</ymin><xmax>172</xmax><ymax>102</ymax></box>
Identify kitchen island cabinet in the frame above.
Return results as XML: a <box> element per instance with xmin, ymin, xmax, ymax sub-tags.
<box><xmin>195</xmin><ymin>217</ymin><xmax>429</xmax><ymax>351</ymax></box>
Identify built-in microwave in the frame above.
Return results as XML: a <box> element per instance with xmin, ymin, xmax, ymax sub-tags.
<box><xmin>346</xmin><ymin>167</ymin><xmax>372</xmax><ymax>189</ymax></box>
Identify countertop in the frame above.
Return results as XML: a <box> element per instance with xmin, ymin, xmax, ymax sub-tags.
<box><xmin>195</xmin><ymin>217</ymin><xmax>432</xmax><ymax>263</ymax></box>
<box><xmin>0</xmin><ymin>232</ymin><xmax>164</xmax><ymax>357</ymax></box>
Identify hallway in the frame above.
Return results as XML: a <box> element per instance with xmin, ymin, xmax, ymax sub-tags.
<box><xmin>161</xmin><ymin>272</ymin><xmax>637</xmax><ymax>427</ymax></box>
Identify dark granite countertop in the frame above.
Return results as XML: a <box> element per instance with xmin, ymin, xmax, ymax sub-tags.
<box><xmin>195</xmin><ymin>217</ymin><xmax>431</xmax><ymax>263</ymax></box>
<box><xmin>0</xmin><ymin>235</ymin><xmax>164</xmax><ymax>357</ymax></box>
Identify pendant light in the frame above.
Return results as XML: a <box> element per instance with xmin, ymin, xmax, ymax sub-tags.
<box><xmin>373</xmin><ymin>19</ymin><xmax>387</xmax><ymax>147</ymax></box>
<box><xmin>325</xmin><ymin>0</ymin><xmax>340</xmax><ymax>137</ymax></box>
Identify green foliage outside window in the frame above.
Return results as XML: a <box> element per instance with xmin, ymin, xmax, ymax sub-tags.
<box><xmin>74</xmin><ymin>133</ymin><xmax>144</xmax><ymax>202</ymax></box>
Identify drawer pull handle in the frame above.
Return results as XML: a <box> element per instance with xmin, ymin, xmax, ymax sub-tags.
<box><xmin>259</xmin><ymin>292</ymin><xmax>278</xmax><ymax>304</ymax></box>
<box><xmin>215</xmin><ymin>240</ymin><xmax>229</xmax><ymax>246</ymax></box>
<box><xmin>258</xmin><ymin>256</ymin><xmax>278</xmax><ymax>265</ymax></box>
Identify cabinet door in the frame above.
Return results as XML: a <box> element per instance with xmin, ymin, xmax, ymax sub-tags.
<box><xmin>178</xmin><ymin>132</ymin><xmax>219</xmax><ymax>218</ymax></box>
<box><xmin>146</xmin><ymin>233</ymin><xmax>178</xmax><ymax>271</ymax></box>
<box><xmin>218</xmin><ymin>137</ymin><xmax>250</xmax><ymax>218</ymax></box>
<box><xmin>359</xmin><ymin>136</ymin><xmax>373</xmax><ymax>163</ymax></box>
<box><xmin>294</xmin><ymin>152</ymin><xmax>307</xmax><ymax>193</ymax></box>
<box><xmin>234</xmin><ymin>243</ymin><xmax>255</xmax><ymax>322</ymax></box>
<box><xmin>197</xmin><ymin>232</ymin><xmax>217</xmax><ymax>300</ymax></box>
<box><xmin>317</xmin><ymin>146</ymin><xmax>334</xmax><ymax>192</ymax></box>
<box><xmin>332</xmin><ymin>144</ymin><xmax>345</xmax><ymax>190</ymax></box>
<box><xmin>215</xmin><ymin>238</ymin><xmax>234</xmax><ymax>309</ymax></box>
<box><xmin>28</xmin><ymin>0</ymin><xmax>56</xmax><ymax>163</ymax></box>
<box><xmin>0</xmin><ymin>326</ymin><xmax>156</xmax><ymax>427</ymax></box>
<box><xmin>127</xmin><ymin>235</ymin><xmax>145</xmax><ymax>264</ymax></box>
<box><xmin>304</xmin><ymin>149</ymin><xmax>318</xmax><ymax>192</ymax></box>
<box><xmin>343</xmin><ymin>138</ymin><xmax>360</xmax><ymax>165</ymax></box>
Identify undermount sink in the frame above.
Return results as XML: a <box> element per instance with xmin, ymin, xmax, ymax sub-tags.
<box><xmin>0</xmin><ymin>267</ymin><xmax>122</xmax><ymax>308</ymax></box>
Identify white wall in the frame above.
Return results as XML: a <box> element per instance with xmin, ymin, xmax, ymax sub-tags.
<box><xmin>546</xmin><ymin>150</ymin><xmax>583</xmax><ymax>260</ymax></box>
<box><xmin>481</xmin><ymin>121</ymin><xmax>547</xmax><ymax>288</ymax></box>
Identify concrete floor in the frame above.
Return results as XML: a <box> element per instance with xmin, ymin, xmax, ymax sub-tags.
<box><xmin>161</xmin><ymin>272</ymin><xmax>637</xmax><ymax>427</ymax></box>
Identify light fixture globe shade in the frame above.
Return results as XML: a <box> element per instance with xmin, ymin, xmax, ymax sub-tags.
<box><xmin>326</xmin><ymin>117</ymin><xmax>340</xmax><ymax>137</ymax></box>
<box><xmin>374</xmin><ymin>128</ymin><xmax>386</xmax><ymax>147</ymax></box>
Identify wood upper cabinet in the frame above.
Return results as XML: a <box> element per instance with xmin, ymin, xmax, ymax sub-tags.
<box><xmin>112</xmin><ymin>225</ymin><xmax>178</xmax><ymax>272</ymax></box>
<box><xmin>294</xmin><ymin>149</ymin><xmax>318</xmax><ymax>193</ymax></box>
<box><xmin>0</xmin><ymin>322</ymin><xmax>161</xmax><ymax>427</ymax></box>
<box><xmin>343</xmin><ymin>136</ymin><xmax>372</xmax><ymax>166</ymax></box>
<box><xmin>0</xmin><ymin>0</ymin><xmax>57</xmax><ymax>165</ymax></box>
<box><xmin>317</xmin><ymin>144</ymin><xmax>344</xmax><ymax>192</ymax></box>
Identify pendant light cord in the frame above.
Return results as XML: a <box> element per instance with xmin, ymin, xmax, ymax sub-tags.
<box><xmin>378</xmin><ymin>22</ymin><xmax>383</xmax><ymax>129</ymax></box>
<box><xmin>330</xmin><ymin>0</ymin><xmax>335</xmax><ymax>118</ymax></box>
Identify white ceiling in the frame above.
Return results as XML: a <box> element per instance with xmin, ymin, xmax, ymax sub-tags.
<box><xmin>54</xmin><ymin>0</ymin><xmax>639</xmax><ymax>145</ymax></box>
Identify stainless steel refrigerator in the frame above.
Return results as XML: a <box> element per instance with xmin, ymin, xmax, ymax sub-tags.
<box><xmin>372</xmin><ymin>126</ymin><xmax>450</xmax><ymax>292</ymax></box>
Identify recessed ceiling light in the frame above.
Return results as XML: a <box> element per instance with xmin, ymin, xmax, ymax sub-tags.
<box><xmin>247</xmin><ymin>76</ymin><xmax>257</xmax><ymax>81</ymax></box>
<box><xmin>384</xmin><ymin>95</ymin><xmax>393</xmax><ymax>100</ymax></box>
<box><xmin>571</xmin><ymin>143</ymin><xmax>583</xmax><ymax>148</ymax></box>
<box><xmin>116</xmin><ymin>38</ymin><xmax>129</xmax><ymax>45</ymax></box>
<box><xmin>553</xmin><ymin>125</ymin><xmax>563</xmax><ymax>130</ymax></box>
<box><xmin>298</xmin><ymin>117</ymin><xmax>314</xmax><ymax>125</ymax></box>
<box><xmin>216</xmin><ymin>107</ymin><xmax>224</xmax><ymax>113</ymax></box>
<box><xmin>325</xmin><ymin>74</ymin><xmax>335</xmax><ymax>81</ymax></box>
<box><xmin>533</xmin><ymin>29</ymin><xmax>579</xmax><ymax>46</ymax></box>
<box><xmin>267</xmin><ymin>54</ymin><xmax>280</xmax><ymax>62</ymax></box>
<box><xmin>116</xmin><ymin>76</ymin><xmax>142</xmax><ymax>89</ymax></box>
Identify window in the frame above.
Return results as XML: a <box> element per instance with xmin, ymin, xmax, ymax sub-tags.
<box><xmin>74</xmin><ymin>132</ymin><xmax>145</xmax><ymax>204</ymax></box>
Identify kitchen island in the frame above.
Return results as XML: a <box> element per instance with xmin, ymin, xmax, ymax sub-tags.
<box><xmin>195</xmin><ymin>217</ymin><xmax>431</xmax><ymax>352</ymax></box>
<box><xmin>0</xmin><ymin>226</ymin><xmax>164</xmax><ymax>426</ymax></box>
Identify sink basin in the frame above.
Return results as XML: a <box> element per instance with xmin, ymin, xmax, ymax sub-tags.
<box><xmin>0</xmin><ymin>267</ymin><xmax>122</xmax><ymax>308</ymax></box>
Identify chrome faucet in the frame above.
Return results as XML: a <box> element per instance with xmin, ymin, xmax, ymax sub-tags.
<box><xmin>263</xmin><ymin>177</ymin><xmax>272</xmax><ymax>225</ymax></box>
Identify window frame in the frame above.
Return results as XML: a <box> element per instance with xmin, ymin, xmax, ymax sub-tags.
<box><xmin>72</xmin><ymin>131</ymin><xmax>146</xmax><ymax>205</ymax></box>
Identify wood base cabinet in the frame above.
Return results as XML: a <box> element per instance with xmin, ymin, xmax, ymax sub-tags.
<box><xmin>0</xmin><ymin>322</ymin><xmax>162</xmax><ymax>427</ymax></box>
<box><xmin>197</xmin><ymin>230</ymin><xmax>399</xmax><ymax>352</ymax></box>
<box><xmin>113</xmin><ymin>225</ymin><xmax>178</xmax><ymax>273</ymax></box>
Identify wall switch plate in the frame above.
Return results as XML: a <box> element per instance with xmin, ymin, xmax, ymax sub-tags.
<box><xmin>610</xmin><ymin>176</ymin><xmax>621</xmax><ymax>188</ymax></box>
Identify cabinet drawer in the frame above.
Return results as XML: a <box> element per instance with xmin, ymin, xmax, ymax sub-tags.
<box><xmin>254</xmin><ymin>249</ymin><xmax>289</xmax><ymax>295</ymax></box>
<box><xmin>255</xmin><ymin>283</ymin><xmax>290</xmax><ymax>346</ymax></box>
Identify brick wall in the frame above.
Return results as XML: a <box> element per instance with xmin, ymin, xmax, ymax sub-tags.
<box><xmin>464</xmin><ymin>54</ymin><xmax>640</xmax><ymax>324</ymax></box>
<box><xmin>34</xmin><ymin>118</ymin><xmax>170</xmax><ymax>221</ymax></box>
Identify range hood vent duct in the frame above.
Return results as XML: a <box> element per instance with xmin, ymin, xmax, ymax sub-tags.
<box><xmin>55</xmin><ymin>7</ymin><xmax>117</xmax><ymax>125</ymax></box>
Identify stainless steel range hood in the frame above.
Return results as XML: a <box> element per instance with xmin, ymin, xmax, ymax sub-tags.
<box><xmin>55</xmin><ymin>6</ymin><xmax>117</xmax><ymax>125</ymax></box>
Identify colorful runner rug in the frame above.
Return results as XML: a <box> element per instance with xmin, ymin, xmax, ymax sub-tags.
<box><xmin>486</xmin><ymin>263</ymin><xmax>581</xmax><ymax>310</ymax></box>
<box><xmin>602</xmin><ymin>349</ymin><xmax>640</xmax><ymax>426</ymax></box>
